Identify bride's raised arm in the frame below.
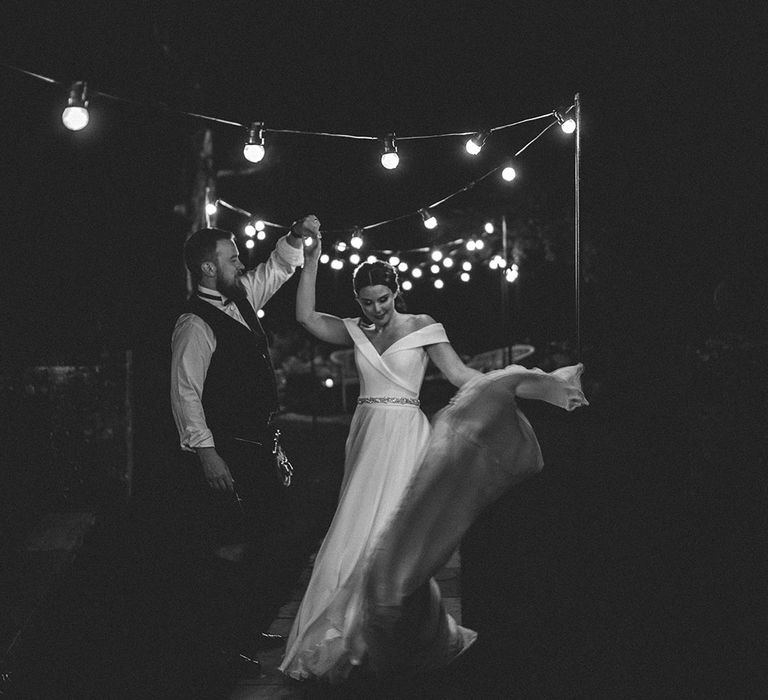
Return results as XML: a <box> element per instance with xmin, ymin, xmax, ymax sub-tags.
<box><xmin>296</xmin><ymin>235</ymin><xmax>352</xmax><ymax>346</ymax></box>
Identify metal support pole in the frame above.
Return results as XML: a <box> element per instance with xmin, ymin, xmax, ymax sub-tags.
<box><xmin>574</xmin><ymin>92</ymin><xmax>582</xmax><ymax>360</ymax></box>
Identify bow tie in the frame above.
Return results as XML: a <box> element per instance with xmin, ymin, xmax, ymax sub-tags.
<box><xmin>197</xmin><ymin>290</ymin><xmax>234</xmax><ymax>306</ymax></box>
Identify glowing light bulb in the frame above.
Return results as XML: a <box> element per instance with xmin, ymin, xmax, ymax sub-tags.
<box><xmin>484</xmin><ymin>222</ymin><xmax>495</xmax><ymax>234</ymax></box>
<box><xmin>397</xmin><ymin>261</ymin><xmax>408</xmax><ymax>272</ymax></box>
<box><xmin>505</xmin><ymin>267</ymin><xmax>519</xmax><ymax>283</ymax></box>
<box><xmin>430</xmin><ymin>250</ymin><xmax>443</xmax><ymax>262</ymax></box>
<box><xmin>419</xmin><ymin>209</ymin><xmax>437</xmax><ymax>229</ymax></box>
<box><xmin>460</xmin><ymin>272</ymin><xmax>470</xmax><ymax>282</ymax></box>
<box><xmin>380</xmin><ymin>133</ymin><xmax>399</xmax><ymax>169</ymax></box>
<box><xmin>243</xmin><ymin>121</ymin><xmax>266</xmax><ymax>163</ymax></box>
<box><xmin>320</xmin><ymin>254</ymin><xmax>330</xmax><ymax>264</ymax></box>
<box><xmin>324</xmin><ymin>377</ymin><xmax>334</xmax><ymax>388</ymax></box>
<box><xmin>205</xmin><ymin>202</ymin><xmax>217</xmax><ymax>216</ymax></box>
<box><xmin>434</xmin><ymin>279</ymin><xmax>444</xmax><ymax>289</ymax></box>
<box><xmin>350</xmin><ymin>234</ymin><xmax>363</xmax><ymax>249</ymax></box>
<box><xmin>62</xmin><ymin>81</ymin><xmax>89</xmax><ymax>131</ymax></box>
<box><xmin>442</xmin><ymin>257</ymin><xmax>454</xmax><ymax>268</ymax></box>
<box><xmin>430</xmin><ymin>264</ymin><xmax>440</xmax><ymax>274</ymax></box>
<box><xmin>388</xmin><ymin>255</ymin><xmax>400</xmax><ymax>267</ymax></box>
<box><xmin>336</xmin><ymin>241</ymin><xmax>347</xmax><ymax>252</ymax></box>
<box><xmin>245</xmin><ymin>223</ymin><xmax>256</xmax><ymax>237</ymax></box>
<box><xmin>349</xmin><ymin>253</ymin><xmax>361</xmax><ymax>265</ymax></box>
<box><xmin>502</xmin><ymin>166</ymin><xmax>517</xmax><ymax>182</ymax></box>
<box><xmin>489</xmin><ymin>258</ymin><xmax>498</xmax><ymax>270</ymax></box>
<box><xmin>257</xmin><ymin>230</ymin><xmax>266</xmax><ymax>241</ymax></box>
<box><xmin>330</xmin><ymin>259</ymin><xmax>344</xmax><ymax>270</ymax></box>
<box><xmin>412</xmin><ymin>267</ymin><xmax>423</xmax><ymax>279</ymax></box>
<box><xmin>475</xmin><ymin>239</ymin><xmax>485</xmax><ymax>250</ymax></box>
<box><xmin>465</xmin><ymin>130</ymin><xmax>489</xmax><ymax>155</ymax></box>
<box><xmin>367</xmin><ymin>255</ymin><xmax>377</xmax><ymax>263</ymax></box>
<box><xmin>255</xmin><ymin>220</ymin><xmax>265</xmax><ymax>231</ymax></box>
<box><xmin>61</xmin><ymin>106</ymin><xmax>89</xmax><ymax>131</ymax></box>
<box><xmin>465</xmin><ymin>239</ymin><xmax>476</xmax><ymax>251</ymax></box>
<box><xmin>257</xmin><ymin>309</ymin><xmax>265</xmax><ymax>318</ymax></box>
<box><xmin>245</xmin><ymin>239</ymin><xmax>255</xmax><ymax>249</ymax></box>
<box><xmin>402</xmin><ymin>280</ymin><xmax>413</xmax><ymax>291</ymax></box>
<box><xmin>462</xmin><ymin>261</ymin><xmax>472</xmax><ymax>271</ymax></box>
<box><xmin>561</xmin><ymin>118</ymin><xmax>576</xmax><ymax>134</ymax></box>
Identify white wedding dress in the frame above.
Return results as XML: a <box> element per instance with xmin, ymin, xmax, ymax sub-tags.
<box><xmin>280</xmin><ymin>317</ymin><xmax>587</xmax><ymax>682</ymax></box>
<box><xmin>280</xmin><ymin>319</ymin><xmax>470</xmax><ymax>681</ymax></box>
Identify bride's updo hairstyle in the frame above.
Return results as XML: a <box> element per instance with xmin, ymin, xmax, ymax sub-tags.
<box><xmin>353</xmin><ymin>260</ymin><xmax>407</xmax><ymax>312</ymax></box>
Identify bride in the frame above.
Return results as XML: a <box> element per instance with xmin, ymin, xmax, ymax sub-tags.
<box><xmin>279</xmin><ymin>231</ymin><xmax>587</xmax><ymax>682</ymax></box>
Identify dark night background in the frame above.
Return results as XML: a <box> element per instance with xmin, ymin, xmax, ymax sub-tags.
<box><xmin>1</xmin><ymin>1</ymin><xmax>767</xmax><ymax>697</ymax></box>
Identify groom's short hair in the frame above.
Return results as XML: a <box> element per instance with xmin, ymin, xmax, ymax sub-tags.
<box><xmin>184</xmin><ymin>228</ymin><xmax>235</xmax><ymax>283</ymax></box>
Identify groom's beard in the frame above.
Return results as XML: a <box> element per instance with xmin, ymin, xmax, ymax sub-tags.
<box><xmin>216</xmin><ymin>272</ymin><xmax>247</xmax><ymax>301</ymax></box>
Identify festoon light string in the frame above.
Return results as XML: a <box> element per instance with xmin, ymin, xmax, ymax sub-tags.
<box><xmin>3</xmin><ymin>62</ymin><xmax>576</xmax><ymax>289</ymax></box>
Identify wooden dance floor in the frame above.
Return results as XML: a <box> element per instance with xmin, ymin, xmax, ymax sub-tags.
<box><xmin>230</xmin><ymin>550</ymin><xmax>463</xmax><ymax>699</ymax></box>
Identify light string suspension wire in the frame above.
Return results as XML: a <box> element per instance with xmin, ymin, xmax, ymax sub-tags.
<box><xmin>216</xmin><ymin>111</ymin><xmax>564</xmax><ymax>246</ymax></box>
<box><xmin>1</xmin><ymin>62</ymin><xmax>557</xmax><ymax>142</ymax></box>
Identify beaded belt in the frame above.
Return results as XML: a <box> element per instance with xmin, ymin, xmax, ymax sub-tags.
<box><xmin>357</xmin><ymin>396</ymin><xmax>420</xmax><ymax>407</ymax></box>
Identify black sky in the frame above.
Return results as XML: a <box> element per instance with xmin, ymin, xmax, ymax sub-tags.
<box><xmin>2</xmin><ymin>0</ymin><xmax>767</xmax><ymax>365</ymax></box>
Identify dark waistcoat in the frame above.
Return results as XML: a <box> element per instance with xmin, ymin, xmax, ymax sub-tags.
<box><xmin>186</xmin><ymin>295</ymin><xmax>277</xmax><ymax>442</ymax></box>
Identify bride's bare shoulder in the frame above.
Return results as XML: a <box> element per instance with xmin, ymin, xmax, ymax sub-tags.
<box><xmin>407</xmin><ymin>313</ymin><xmax>438</xmax><ymax>331</ymax></box>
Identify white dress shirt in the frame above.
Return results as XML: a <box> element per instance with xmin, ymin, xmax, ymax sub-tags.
<box><xmin>170</xmin><ymin>235</ymin><xmax>303</xmax><ymax>452</ymax></box>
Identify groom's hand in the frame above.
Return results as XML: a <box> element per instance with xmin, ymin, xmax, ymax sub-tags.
<box><xmin>197</xmin><ymin>447</ymin><xmax>235</xmax><ymax>493</ymax></box>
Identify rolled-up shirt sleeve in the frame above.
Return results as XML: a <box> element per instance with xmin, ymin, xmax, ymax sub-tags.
<box><xmin>242</xmin><ymin>234</ymin><xmax>304</xmax><ymax>309</ymax></box>
<box><xmin>171</xmin><ymin>313</ymin><xmax>216</xmax><ymax>452</ymax></box>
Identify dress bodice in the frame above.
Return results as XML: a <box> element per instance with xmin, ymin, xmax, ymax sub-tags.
<box><xmin>342</xmin><ymin>319</ymin><xmax>448</xmax><ymax>399</ymax></box>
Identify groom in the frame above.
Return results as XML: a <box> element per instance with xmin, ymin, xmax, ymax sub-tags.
<box><xmin>167</xmin><ymin>215</ymin><xmax>320</xmax><ymax>689</ymax></box>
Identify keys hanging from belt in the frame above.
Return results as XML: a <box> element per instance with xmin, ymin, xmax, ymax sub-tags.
<box><xmin>272</xmin><ymin>429</ymin><xmax>294</xmax><ymax>487</ymax></box>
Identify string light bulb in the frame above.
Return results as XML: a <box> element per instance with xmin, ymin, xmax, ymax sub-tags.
<box><xmin>411</xmin><ymin>267</ymin><xmax>423</xmax><ymax>278</ymax></box>
<box><xmin>419</xmin><ymin>208</ymin><xmax>438</xmax><ymax>230</ymax></box>
<box><xmin>205</xmin><ymin>201</ymin><xmax>217</xmax><ymax>217</ymax></box>
<box><xmin>462</xmin><ymin>261</ymin><xmax>472</xmax><ymax>271</ymax></box>
<box><xmin>554</xmin><ymin>110</ymin><xmax>576</xmax><ymax>134</ymax></box>
<box><xmin>397</xmin><ymin>261</ymin><xmax>408</xmax><ymax>272</ymax></box>
<box><xmin>255</xmin><ymin>220</ymin><xmax>265</xmax><ymax>232</ymax></box>
<box><xmin>244</xmin><ymin>223</ymin><xmax>256</xmax><ymax>237</ymax></box>
<box><xmin>465</xmin><ymin>239</ymin><xmax>476</xmax><ymax>251</ymax></box>
<box><xmin>336</xmin><ymin>241</ymin><xmax>348</xmax><ymax>252</ymax></box>
<box><xmin>442</xmin><ymin>257</ymin><xmax>454</xmax><ymax>268</ymax></box>
<box><xmin>320</xmin><ymin>254</ymin><xmax>330</xmax><ymax>264</ymax></box>
<box><xmin>330</xmin><ymin>259</ymin><xmax>344</xmax><ymax>270</ymax></box>
<box><xmin>350</xmin><ymin>229</ymin><xmax>364</xmax><ymax>249</ymax></box>
<box><xmin>484</xmin><ymin>222</ymin><xmax>495</xmax><ymax>234</ymax></box>
<box><xmin>366</xmin><ymin>255</ymin><xmax>377</xmax><ymax>264</ymax></box>
<box><xmin>257</xmin><ymin>230</ymin><xmax>266</xmax><ymax>241</ymax></box>
<box><xmin>430</xmin><ymin>264</ymin><xmax>440</xmax><ymax>274</ymax></box>
<box><xmin>402</xmin><ymin>280</ymin><xmax>413</xmax><ymax>291</ymax></box>
<box><xmin>349</xmin><ymin>253</ymin><xmax>361</xmax><ymax>265</ymax></box>
<box><xmin>257</xmin><ymin>309</ymin><xmax>265</xmax><ymax>318</ymax></box>
<box><xmin>388</xmin><ymin>255</ymin><xmax>400</xmax><ymax>267</ymax></box>
<box><xmin>505</xmin><ymin>267</ymin><xmax>519</xmax><ymax>283</ymax></box>
<box><xmin>501</xmin><ymin>165</ymin><xmax>517</xmax><ymax>182</ymax></box>
<box><xmin>380</xmin><ymin>133</ymin><xmax>399</xmax><ymax>169</ymax></box>
<box><xmin>245</xmin><ymin>239</ymin><xmax>255</xmax><ymax>249</ymax></box>
<box><xmin>434</xmin><ymin>279</ymin><xmax>444</xmax><ymax>290</ymax></box>
<box><xmin>475</xmin><ymin>239</ymin><xmax>485</xmax><ymax>250</ymax></box>
<box><xmin>243</xmin><ymin>121</ymin><xmax>266</xmax><ymax>163</ymax></box>
<box><xmin>460</xmin><ymin>272</ymin><xmax>471</xmax><ymax>282</ymax></box>
<box><xmin>430</xmin><ymin>250</ymin><xmax>443</xmax><ymax>262</ymax></box>
<box><xmin>465</xmin><ymin>130</ymin><xmax>490</xmax><ymax>155</ymax></box>
<box><xmin>62</xmin><ymin>81</ymin><xmax>89</xmax><ymax>131</ymax></box>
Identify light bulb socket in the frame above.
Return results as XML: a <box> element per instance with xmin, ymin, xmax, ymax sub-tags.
<box><xmin>67</xmin><ymin>81</ymin><xmax>89</xmax><ymax>109</ymax></box>
<box><xmin>381</xmin><ymin>133</ymin><xmax>397</xmax><ymax>155</ymax></box>
<box><xmin>246</xmin><ymin>121</ymin><xmax>265</xmax><ymax>146</ymax></box>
